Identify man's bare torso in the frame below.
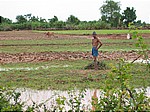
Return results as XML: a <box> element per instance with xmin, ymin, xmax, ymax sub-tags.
<box><xmin>92</xmin><ymin>38</ymin><xmax>99</xmax><ymax>47</ymax></box>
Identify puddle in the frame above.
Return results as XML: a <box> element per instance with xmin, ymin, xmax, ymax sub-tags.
<box><xmin>127</xmin><ymin>59</ymin><xmax>150</xmax><ymax>64</ymax></box>
<box><xmin>1</xmin><ymin>59</ymin><xmax>149</xmax><ymax>72</ymax></box>
<box><xmin>15</xmin><ymin>87</ymin><xmax>150</xmax><ymax>111</ymax></box>
<box><xmin>0</xmin><ymin>65</ymin><xmax>72</xmax><ymax>72</ymax></box>
<box><xmin>15</xmin><ymin>88</ymin><xmax>97</xmax><ymax>111</ymax></box>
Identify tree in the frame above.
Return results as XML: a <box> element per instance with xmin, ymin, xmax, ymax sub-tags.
<box><xmin>53</xmin><ymin>21</ymin><xmax>66</xmax><ymax>28</ymax></box>
<box><xmin>16</xmin><ymin>15</ymin><xmax>27</xmax><ymax>23</ymax></box>
<box><xmin>48</xmin><ymin>16</ymin><xmax>58</xmax><ymax>23</ymax></box>
<box><xmin>122</xmin><ymin>7</ymin><xmax>137</xmax><ymax>27</ymax></box>
<box><xmin>39</xmin><ymin>17</ymin><xmax>46</xmax><ymax>23</ymax></box>
<box><xmin>100</xmin><ymin>0</ymin><xmax>121</xmax><ymax>27</ymax></box>
<box><xmin>24</xmin><ymin>14</ymin><xmax>32</xmax><ymax>21</ymax></box>
<box><xmin>66</xmin><ymin>15</ymin><xmax>80</xmax><ymax>25</ymax></box>
<box><xmin>30</xmin><ymin>16</ymin><xmax>39</xmax><ymax>22</ymax></box>
<box><xmin>1</xmin><ymin>16</ymin><xmax>12</xmax><ymax>23</ymax></box>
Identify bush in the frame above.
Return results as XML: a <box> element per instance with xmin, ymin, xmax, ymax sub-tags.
<box><xmin>0</xmin><ymin>23</ymin><xmax>12</xmax><ymax>31</ymax></box>
<box><xmin>0</xmin><ymin>87</ymin><xmax>23</xmax><ymax>111</ymax></box>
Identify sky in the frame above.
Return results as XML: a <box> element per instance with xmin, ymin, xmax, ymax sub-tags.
<box><xmin>0</xmin><ymin>0</ymin><xmax>150</xmax><ymax>23</ymax></box>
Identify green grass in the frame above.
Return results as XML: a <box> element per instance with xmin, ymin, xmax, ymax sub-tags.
<box><xmin>0</xmin><ymin>60</ymin><xmax>149</xmax><ymax>90</ymax></box>
<box><xmin>1</xmin><ymin>38</ymin><xmax>150</xmax><ymax>53</ymax></box>
<box><xmin>0</xmin><ymin>38</ymin><xmax>90</xmax><ymax>45</ymax></box>
<box><xmin>0</xmin><ymin>38</ymin><xmax>90</xmax><ymax>53</ymax></box>
<box><xmin>35</xmin><ymin>30</ymin><xmax>150</xmax><ymax>35</ymax></box>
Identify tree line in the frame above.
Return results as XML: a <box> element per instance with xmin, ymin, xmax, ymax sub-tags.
<box><xmin>0</xmin><ymin>0</ymin><xmax>149</xmax><ymax>31</ymax></box>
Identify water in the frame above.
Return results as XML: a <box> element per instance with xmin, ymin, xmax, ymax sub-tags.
<box><xmin>15</xmin><ymin>88</ymin><xmax>98</xmax><ymax>111</ymax></box>
<box><xmin>127</xmin><ymin>59</ymin><xmax>150</xmax><ymax>64</ymax></box>
<box><xmin>15</xmin><ymin>87</ymin><xmax>150</xmax><ymax>111</ymax></box>
<box><xmin>0</xmin><ymin>64</ymin><xmax>72</xmax><ymax>72</ymax></box>
<box><xmin>1</xmin><ymin>59</ymin><xmax>149</xmax><ymax>72</ymax></box>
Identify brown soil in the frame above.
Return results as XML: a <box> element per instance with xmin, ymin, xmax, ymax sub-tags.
<box><xmin>1</xmin><ymin>51</ymin><xmax>149</xmax><ymax>64</ymax></box>
<box><xmin>0</xmin><ymin>31</ymin><xmax>150</xmax><ymax>64</ymax></box>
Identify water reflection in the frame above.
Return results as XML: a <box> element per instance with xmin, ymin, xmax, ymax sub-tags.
<box><xmin>16</xmin><ymin>87</ymin><xmax>150</xmax><ymax>111</ymax></box>
<box><xmin>16</xmin><ymin>88</ymin><xmax>101</xmax><ymax>111</ymax></box>
<box><xmin>92</xmin><ymin>89</ymin><xmax>98</xmax><ymax>111</ymax></box>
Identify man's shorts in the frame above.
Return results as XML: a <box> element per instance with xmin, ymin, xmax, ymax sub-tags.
<box><xmin>92</xmin><ymin>47</ymin><xmax>98</xmax><ymax>57</ymax></box>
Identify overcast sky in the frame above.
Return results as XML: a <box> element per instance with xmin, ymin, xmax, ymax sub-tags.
<box><xmin>0</xmin><ymin>0</ymin><xmax>150</xmax><ymax>23</ymax></box>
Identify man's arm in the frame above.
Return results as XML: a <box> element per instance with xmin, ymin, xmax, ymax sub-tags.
<box><xmin>97</xmin><ymin>39</ymin><xmax>102</xmax><ymax>49</ymax></box>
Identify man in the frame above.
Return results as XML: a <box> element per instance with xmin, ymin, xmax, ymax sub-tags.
<box><xmin>92</xmin><ymin>31</ymin><xmax>102</xmax><ymax>70</ymax></box>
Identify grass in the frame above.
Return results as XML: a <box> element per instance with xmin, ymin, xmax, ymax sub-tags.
<box><xmin>0</xmin><ymin>38</ymin><xmax>90</xmax><ymax>45</ymax></box>
<box><xmin>0</xmin><ymin>60</ymin><xmax>98</xmax><ymax>90</ymax></box>
<box><xmin>1</xmin><ymin>38</ymin><xmax>150</xmax><ymax>53</ymax></box>
<box><xmin>0</xmin><ymin>60</ymin><xmax>149</xmax><ymax>90</ymax></box>
<box><xmin>35</xmin><ymin>30</ymin><xmax>150</xmax><ymax>35</ymax></box>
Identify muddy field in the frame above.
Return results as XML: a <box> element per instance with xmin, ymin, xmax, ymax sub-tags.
<box><xmin>0</xmin><ymin>31</ymin><xmax>150</xmax><ymax>64</ymax></box>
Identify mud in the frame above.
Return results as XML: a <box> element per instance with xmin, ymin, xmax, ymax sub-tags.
<box><xmin>1</xmin><ymin>51</ymin><xmax>149</xmax><ymax>64</ymax></box>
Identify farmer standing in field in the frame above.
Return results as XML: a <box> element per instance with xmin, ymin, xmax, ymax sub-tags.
<box><xmin>92</xmin><ymin>31</ymin><xmax>102</xmax><ymax>70</ymax></box>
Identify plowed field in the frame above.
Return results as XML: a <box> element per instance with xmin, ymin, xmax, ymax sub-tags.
<box><xmin>0</xmin><ymin>30</ymin><xmax>150</xmax><ymax>64</ymax></box>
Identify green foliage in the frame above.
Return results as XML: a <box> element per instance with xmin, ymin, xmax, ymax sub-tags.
<box><xmin>48</xmin><ymin>15</ymin><xmax>58</xmax><ymax>23</ymax></box>
<box><xmin>0</xmin><ymin>10</ymin><xmax>148</xmax><ymax>30</ymax></box>
<box><xmin>31</xmin><ymin>21</ymin><xmax>41</xmax><ymax>30</ymax></box>
<box><xmin>93</xmin><ymin>29</ymin><xmax>150</xmax><ymax>111</ymax></box>
<box><xmin>56</xmin><ymin>96</ymin><xmax>66</xmax><ymax>111</ymax></box>
<box><xmin>0</xmin><ymin>86</ymin><xmax>24</xmax><ymax>111</ymax></box>
<box><xmin>67</xmin><ymin>89</ymin><xmax>86</xmax><ymax>111</ymax></box>
<box><xmin>53</xmin><ymin>21</ymin><xmax>66</xmax><ymax>28</ymax></box>
<box><xmin>95</xmin><ymin>59</ymin><xmax>150</xmax><ymax>111</ymax></box>
<box><xmin>100</xmin><ymin>0</ymin><xmax>121</xmax><ymax>27</ymax></box>
<box><xmin>0</xmin><ymin>23</ymin><xmax>12</xmax><ymax>31</ymax></box>
<box><xmin>77</xmin><ymin>21</ymin><xmax>111</xmax><ymax>30</ymax></box>
<box><xmin>1</xmin><ymin>16</ymin><xmax>12</xmax><ymax>24</ymax></box>
<box><xmin>122</xmin><ymin>7</ymin><xmax>137</xmax><ymax>27</ymax></box>
<box><xmin>132</xmin><ymin>30</ymin><xmax>150</xmax><ymax>70</ymax></box>
<box><xmin>30</xmin><ymin>16</ymin><xmax>39</xmax><ymax>22</ymax></box>
<box><xmin>55</xmin><ymin>89</ymin><xmax>85</xmax><ymax>111</ymax></box>
<box><xmin>67</xmin><ymin>15</ymin><xmax>80</xmax><ymax>25</ymax></box>
<box><xmin>24</xmin><ymin>13</ymin><xmax>32</xmax><ymax>21</ymax></box>
<box><xmin>16</xmin><ymin>15</ymin><xmax>27</xmax><ymax>23</ymax></box>
<box><xmin>0</xmin><ymin>87</ymin><xmax>87</xmax><ymax>111</ymax></box>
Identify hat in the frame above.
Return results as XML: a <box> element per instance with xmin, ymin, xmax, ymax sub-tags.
<box><xmin>92</xmin><ymin>31</ymin><xmax>97</xmax><ymax>35</ymax></box>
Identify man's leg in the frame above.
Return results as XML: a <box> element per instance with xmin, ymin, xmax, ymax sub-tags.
<box><xmin>93</xmin><ymin>56</ymin><xmax>98</xmax><ymax>70</ymax></box>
